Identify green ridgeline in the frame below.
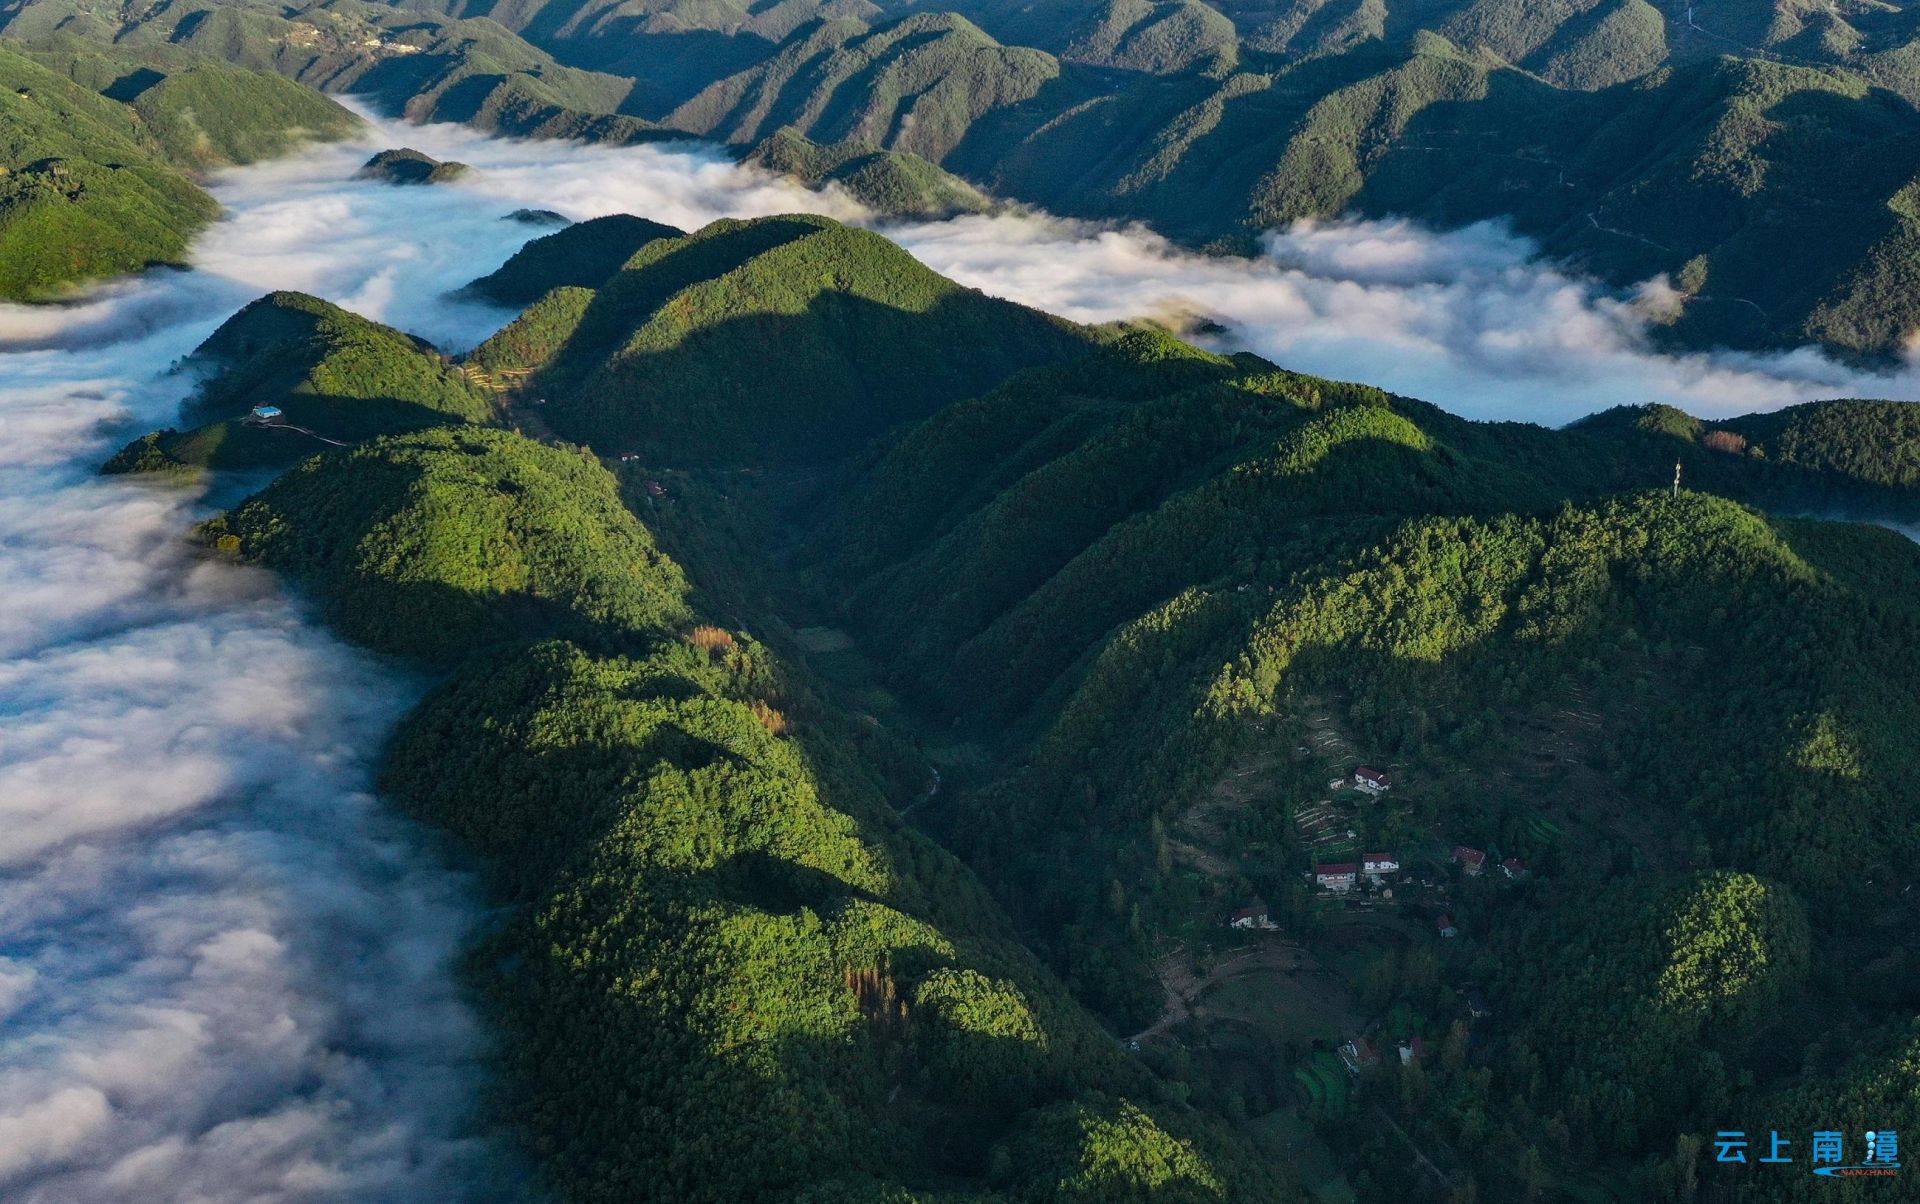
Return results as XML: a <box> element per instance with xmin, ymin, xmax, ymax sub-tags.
<box><xmin>24</xmin><ymin>0</ymin><xmax>1920</xmax><ymax>353</ymax></box>
<box><xmin>665</xmin><ymin>14</ymin><xmax>1059</xmax><ymax>165</ymax></box>
<box><xmin>788</xmin><ymin>320</ymin><xmax>1920</xmax><ymax>1197</ymax></box>
<box><xmin>1723</xmin><ymin>398</ymin><xmax>1920</xmax><ymax>489</ymax></box>
<box><xmin>0</xmin><ymin>39</ymin><xmax>357</xmax><ymax>299</ymax></box>
<box><xmin>461</xmin><ymin>213</ymin><xmax>686</xmax><ymax>307</ymax></box>
<box><xmin>0</xmin><ymin>45</ymin><xmax>218</xmax><ymax>300</ymax></box>
<box><xmin>5</xmin><ymin>0</ymin><xmax>676</xmax><ymax>143</ymax></box>
<box><xmin>199</xmin><ymin>426</ymin><xmax>692</xmax><ymax>659</ymax></box>
<box><xmin>104</xmin><ymin>291</ymin><xmax>493</xmax><ymax>476</ymax></box>
<box><xmin>153</xmin><ymin>216</ymin><xmax>1920</xmax><ymax>1203</ymax></box>
<box><xmin>475</xmin><ymin>212</ymin><xmax>1093</xmax><ymax>465</ymax></box>
<box><xmin>198</xmin><ymin>421</ymin><xmax>1293</xmax><ymax>1204</ymax></box>
<box><xmin>25</xmin><ymin>40</ymin><xmax>361</xmax><ymax>166</ymax></box>
<box><xmin>741</xmin><ymin>128</ymin><xmax>993</xmax><ymax>219</ymax></box>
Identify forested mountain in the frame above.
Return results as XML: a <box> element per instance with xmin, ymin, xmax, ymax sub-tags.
<box><xmin>740</xmin><ymin>129</ymin><xmax>992</xmax><ymax>218</ymax></box>
<box><xmin>189</xmin><ymin>421</ymin><xmax>1292</xmax><ymax>1203</ymax></box>
<box><xmin>1722</xmin><ymin>397</ymin><xmax>1920</xmax><ymax>487</ymax></box>
<box><xmin>105</xmin><ymin>291</ymin><xmax>493</xmax><ymax>474</ymax></box>
<box><xmin>18</xmin><ymin>0</ymin><xmax>1920</xmax><ymax>351</ymax></box>
<box><xmin>783</xmin><ymin>318</ymin><xmax>1920</xmax><ymax>1200</ymax></box>
<box><xmin>461</xmin><ymin>213</ymin><xmax>686</xmax><ymax>306</ymax></box>
<box><xmin>0</xmin><ymin>5</ymin><xmax>672</xmax><ymax>142</ymax></box>
<box><xmin>0</xmin><ymin>40</ymin><xmax>357</xmax><ymax>297</ymax></box>
<box><xmin>472</xmin><ymin>212</ymin><xmax>1089</xmax><ymax>463</ymax></box>
<box><xmin>356</xmin><ymin>145</ymin><xmax>471</xmax><ymax>183</ymax></box>
<box><xmin>129</xmin><ymin>213</ymin><xmax>1920</xmax><ymax>1201</ymax></box>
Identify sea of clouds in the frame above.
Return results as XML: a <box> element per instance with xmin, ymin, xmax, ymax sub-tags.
<box><xmin>2</xmin><ymin>102</ymin><xmax>1916</xmax><ymax>1203</ymax></box>
<box><xmin>891</xmin><ymin>214</ymin><xmax>1920</xmax><ymax>425</ymax></box>
<box><xmin>199</xmin><ymin>101</ymin><xmax>1920</xmax><ymax>426</ymax></box>
<box><xmin>0</xmin><ymin>104</ymin><xmax>919</xmax><ymax>1204</ymax></box>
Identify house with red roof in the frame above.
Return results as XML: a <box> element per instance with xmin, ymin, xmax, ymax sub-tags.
<box><xmin>1354</xmin><ymin>767</ymin><xmax>1392</xmax><ymax>794</ymax></box>
<box><xmin>1501</xmin><ymin>857</ymin><xmax>1531</xmax><ymax>880</ymax></box>
<box><xmin>1437</xmin><ymin>913</ymin><xmax>1458</xmax><ymax>938</ymax></box>
<box><xmin>1362</xmin><ymin>852</ymin><xmax>1399</xmax><ymax>880</ymax></box>
<box><xmin>1452</xmin><ymin>846</ymin><xmax>1487</xmax><ymax>876</ymax></box>
<box><xmin>1313</xmin><ymin>862</ymin><xmax>1359</xmax><ymax>891</ymax></box>
<box><xmin>1228</xmin><ymin>905</ymin><xmax>1278</xmax><ymax>930</ymax></box>
<box><xmin>1339</xmin><ymin>1037</ymin><xmax>1381</xmax><ymax>1075</ymax></box>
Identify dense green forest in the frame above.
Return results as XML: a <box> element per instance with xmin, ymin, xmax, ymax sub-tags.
<box><xmin>0</xmin><ymin>40</ymin><xmax>356</xmax><ymax>298</ymax></box>
<box><xmin>142</xmin><ymin>213</ymin><xmax>1920</xmax><ymax>1202</ymax></box>
<box><xmin>461</xmin><ymin>214</ymin><xmax>686</xmax><ymax>307</ymax></box>
<box><xmin>193</xmin><ymin>421</ymin><xmax>1291</xmax><ymax>1203</ymax></box>
<box><xmin>25</xmin><ymin>0</ymin><xmax>1920</xmax><ymax>351</ymax></box>
<box><xmin>741</xmin><ymin>129</ymin><xmax>992</xmax><ymax>219</ymax></box>
<box><xmin>763</xmin><ymin>249</ymin><xmax>1920</xmax><ymax>1199</ymax></box>
<box><xmin>105</xmin><ymin>291</ymin><xmax>493</xmax><ymax>475</ymax></box>
<box><xmin>472</xmin><ymin>213</ymin><xmax>1090</xmax><ymax>464</ymax></box>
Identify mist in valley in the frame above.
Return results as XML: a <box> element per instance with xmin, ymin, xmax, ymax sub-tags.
<box><xmin>3</xmin><ymin>103</ymin><xmax>1918</xmax><ymax>1201</ymax></box>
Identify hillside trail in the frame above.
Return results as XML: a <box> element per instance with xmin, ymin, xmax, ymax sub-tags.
<box><xmin>1126</xmin><ymin>938</ymin><xmax>1310</xmax><ymax>1044</ymax></box>
<box><xmin>463</xmin><ymin>363</ymin><xmax>561</xmax><ymax>442</ymax></box>
<box><xmin>899</xmin><ymin>767</ymin><xmax>942</xmax><ymax>817</ymax></box>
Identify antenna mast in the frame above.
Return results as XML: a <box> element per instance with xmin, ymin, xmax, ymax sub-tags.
<box><xmin>1672</xmin><ymin>459</ymin><xmax>1682</xmax><ymax>500</ymax></box>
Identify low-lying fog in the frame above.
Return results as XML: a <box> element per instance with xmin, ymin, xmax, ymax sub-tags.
<box><xmin>2</xmin><ymin>101</ymin><xmax>1914</xmax><ymax>1203</ymax></box>
<box><xmin>272</xmin><ymin>102</ymin><xmax>1920</xmax><ymax>423</ymax></box>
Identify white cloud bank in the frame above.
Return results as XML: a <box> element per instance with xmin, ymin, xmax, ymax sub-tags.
<box><xmin>208</xmin><ymin>100</ymin><xmax>1920</xmax><ymax>428</ymax></box>
<box><xmin>0</xmin><ymin>367</ymin><xmax>531</xmax><ymax>1199</ymax></box>
<box><xmin>888</xmin><ymin>213</ymin><xmax>1920</xmax><ymax>425</ymax></box>
<box><xmin>0</xmin><ymin>102</ymin><xmax>897</xmax><ymax>1204</ymax></box>
<box><xmin>5</xmin><ymin>101</ymin><xmax>1918</xmax><ymax>1204</ymax></box>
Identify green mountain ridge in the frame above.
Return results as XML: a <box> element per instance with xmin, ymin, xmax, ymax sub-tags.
<box><xmin>130</xmin><ymin>212</ymin><xmax>1920</xmax><ymax>1202</ymax></box>
<box><xmin>460</xmin><ymin>212</ymin><xmax>687</xmax><ymax>306</ymax></box>
<box><xmin>765</xmin><ymin>280</ymin><xmax>1920</xmax><ymax>1199</ymax></box>
<box><xmin>104</xmin><ymin>291</ymin><xmax>493</xmax><ymax>475</ymax></box>
<box><xmin>193</xmin><ymin>418</ymin><xmax>1293</xmax><ymax>1203</ymax></box>
<box><xmin>741</xmin><ymin>127</ymin><xmax>993</xmax><ymax>218</ymax></box>
<box><xmin>23</xmin><ymin>0</ymin><xmax>1920</xmax><ymax>351</ymax></box>
<box><xmin>27</xmin><ymin>41</ymin><xmax>363</xmax><ymax>166</ymax></box>
<box><xmin>0</xmin><ymin>40</ymin><xmax>358</xmax><ymax>299</ymax></box>
<box><xmin>475</xmin><ymin>212</ymin><xmax>1092</xmax><ymax>464</ymax></box>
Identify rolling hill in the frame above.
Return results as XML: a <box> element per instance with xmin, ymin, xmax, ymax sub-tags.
<box><xmin>460</xmin><ymin>213</ymin><xmax>686</xmax><ymax>306</ymax></box>
<box><xmin>25</xmin><ymin>40</ymin><xmax>362</xmax><ymax>167</ymax></box>
<box><xmin>0</xmin><ymin>41</ymin><xmax>357</xmax><ymax>299</ymax></box>
<box><xmin>773</xmin><ymin>309</ymin><xmax>1920</xmax><ymax>1200</ymax></box>
<box><xmin>22</xmin><ymin>0</ymin><xmax>1920</xmax><ymax>353</ymax></box>
<box><xmin>357</xmin><ymin>146</ymin><xmax>471</xmax><ymax>183</ymax></box>
<box><xmin>740</xmin><ymin>128</ymin><xmax>993</xmax><ymax>217</ymax></box>
<box><xmin>473</xmin><ymin>212</ymin><xmax>1092</xmax><ymax>464</ymax></box>
<box><xmin>105</xmin><ymin>291</ymin><xmax>492</xmax><ymax>474</ymax></box>
<box><xmin>151</xmin><ymin>208</ymin><xmax>1920</xmax><ymax>1204</ymax></box>
<box><xmin>195</xmin><ymin>418</ymin><xmax>1294</xmax><ymax>1203</ymax></box>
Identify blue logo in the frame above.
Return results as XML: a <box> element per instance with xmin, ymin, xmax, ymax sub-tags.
<box><xmin>1812</xmin><ymin>1129</ymin><xmax>1901</xmax><ymax>1178</ymax></box>
<box><xmin>1712</xmin><ymin>1129</ymin><xmax>1899</xmax><ymax>1179</ymax></box>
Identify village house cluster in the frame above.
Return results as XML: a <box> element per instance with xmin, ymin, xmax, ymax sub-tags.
<box><xmin>1216</xmin><ymin>759</ymin><xmax>1534</xmax><ymax>1096</ymax></box>
<box><xmin>1302</xmin><ymin>766</ymin><xmax>1399</xmax><ymax>893</ymax></box>
<box><xmin>1452</xmin><ymin>845</ymin><xmax>1528</xmax><ymax>879</ymax></box>
<box><xmin>1338</xmin><ymin>1035</ymin><xmax>1429</xmax><ymax>1076</ymax></box>
<box><xmin>1230</xmin><ymin>752</ymin><xmax>1547</xmax><ymax>938</ymax></box>
<box><xmin>1309</xmin><ymin>851</ymin><xmax>1401</xmax><ymax>893</ymax></box>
